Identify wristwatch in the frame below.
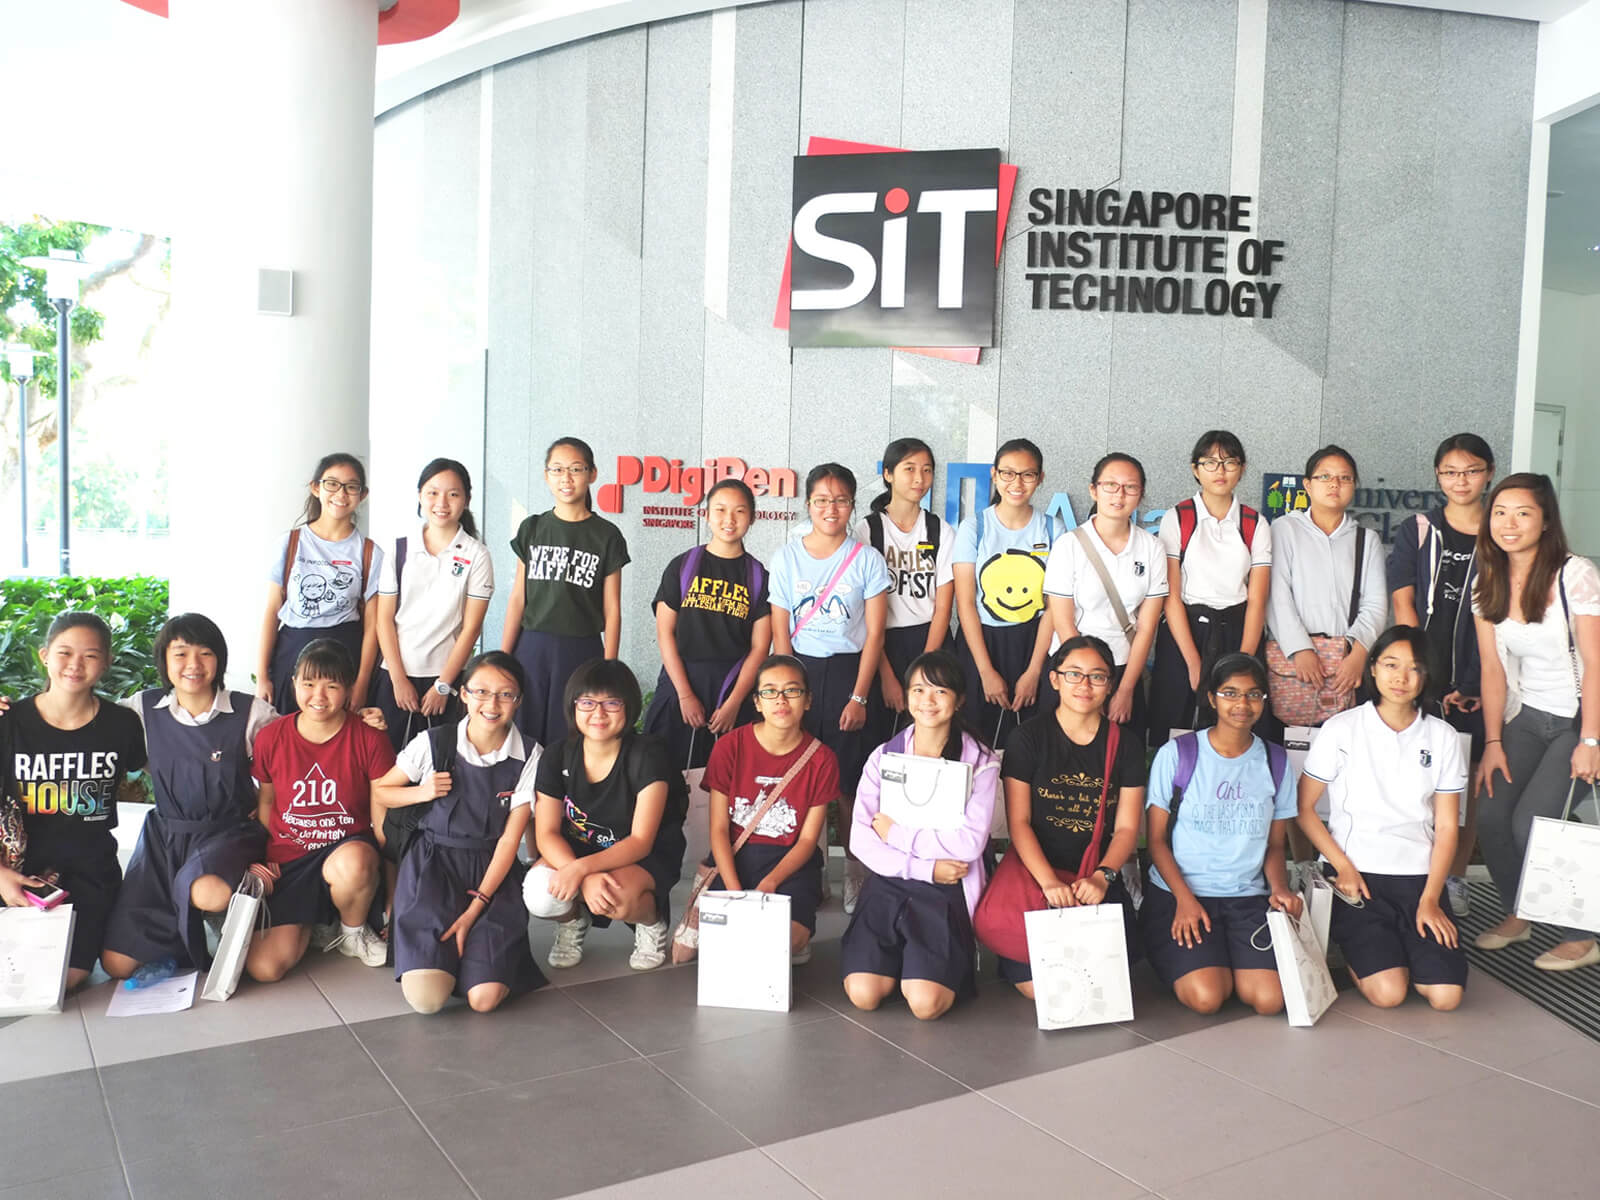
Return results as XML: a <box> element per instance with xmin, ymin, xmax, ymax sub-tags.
<box><xmin>849</xmin><ymin>694</ymin><xmax>868</xmax><ymax>707</ymax></box>
<box><xmin>1582</xmin><ymin>737</ymin><xmax>1600</xmax><ymax>748</ymax></box>
<box><xmin>1097</xmin><ymin>866</ymin><xmax>1118</xmax><ymax>885</ymax></box>
<box><xmin>433</xmin><ymin>680</ymin><xmax>455</xmax><ymax>697</ymax></box>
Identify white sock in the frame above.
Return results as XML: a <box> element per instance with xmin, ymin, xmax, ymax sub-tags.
<box><xmin>340</xmin><ymin>922</ymin><xmax>363</xmax><ymax>936</ymax></box>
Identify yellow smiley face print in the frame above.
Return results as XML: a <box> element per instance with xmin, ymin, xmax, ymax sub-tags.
<box><xmin>978</xmin><ymin>548</ymin><xmax>1046</xmax><ymax>623</ymax></box>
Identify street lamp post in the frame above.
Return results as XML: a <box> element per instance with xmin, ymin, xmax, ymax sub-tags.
<box><xmin>19</xmin><ymin>250</ymin><xmax>92</xmax><ymax>577</ymax></box>
<box><xmin>5</xmin><ymin>345</ymin><xmax>38</xmax><ymax>569</ymax></box>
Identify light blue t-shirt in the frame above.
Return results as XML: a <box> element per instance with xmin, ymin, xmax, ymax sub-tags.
<box><xmin>769</xmin><ymin>537</ymin><xmax>893</xmax><ymax>658</ymax></box>
<box><xmin>952</xmin><ymin>506</ymin><xmax>1056</xmax><ymax>627</ymax></box>
<box><xmin>1146</xmin><ymin>732</ymin><xmax>1296</xmax><ymax>898</ymax></box>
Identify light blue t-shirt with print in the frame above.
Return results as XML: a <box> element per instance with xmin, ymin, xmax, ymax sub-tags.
<box><xmin>952</xmin><ymin>507</ymin><xmax>1056</xmax><ymax>627</ymax></box>
<box><xmin>769</xmin><ymin>537</ymin><xmax>892</xmax><ymax>658</ymax></box>
<box><xmin>1146</xmin><ymin>732</ymin><xmax>1296</xmax><ymax>897</ymax></box>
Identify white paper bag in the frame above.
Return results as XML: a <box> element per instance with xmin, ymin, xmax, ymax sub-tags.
<box><xmin>682</xmin><ymin>766</ymin><xmax>711</xmax><ymax>879</ymax></box>
<box><xmin>696</xmin><ymin>890</ymin><xmax>791</xmax><ymax>1012</ymax></box>
<box><xmin>1516</xmin><ymin>813</ymin><xmax>1600</xmax><ymax>934</ymax></box>
<box><xmin>202</xmin><ymin>873</ymin><xmax>265</xmax><ymax>1002</ymax></box>
<box><xmin>0</xmin><ymin>903</ymin><xmax>76</xmax><ymax>1016</ymax></box>
<box><xmin>1268</xmin><ymin>907</ymin><xmax>1337</xmax><ymax>1027</ymax></box>
<box><xmin>1301</xmin><ymin>870</ymin><xmax>1334</xmax><ymax>955</ymax></box>
<box><xmin>1024</xmin><ymin>904</ymin><xmax>1134</xmax><ymax>1030</ymax></box>
<box><xmin>878</xmin><ymin>752</ymin><xmax>973</xmax><ymax>831</ymax></box>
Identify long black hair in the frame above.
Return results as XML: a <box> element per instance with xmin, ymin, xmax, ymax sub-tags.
<box><xmin>902</xmin><ymin>649</ymin><xmax>992</xmax><ymax>758</ymax></box>
<box><xmin>299</xmin><ymin>452</ymin><xmax>367</xmax><ymax>525</ymax></box>
<box><xmin>988</xmin><ymin>438</ymin><xmax>1044</xmax><ymax>507</ymax></box>
<box><xmin>872</xmin><ymin>437</ymin><xmax>935</xmax><ymax>514</ymax></box>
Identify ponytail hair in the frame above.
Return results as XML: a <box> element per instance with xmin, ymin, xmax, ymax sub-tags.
<box><xmin>872</xmin><ymin>437</ymin><xmax>935</xmax><ymax>514</ymax></box>
<box><xmin>988</xmin><ymin>438</ymin><xmax>1044</xmax><ymax>507</ymax></box>
<box><xmin>545</xmin><ymin>437</ymin><xmax>597</xmax><ymax>512</ymax></box>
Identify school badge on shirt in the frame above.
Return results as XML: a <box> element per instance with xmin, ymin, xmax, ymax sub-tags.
<box><xmin>1420</xmin><ymin>749</ymin><xmax>1432</xmax><ymax>767</ymax></box>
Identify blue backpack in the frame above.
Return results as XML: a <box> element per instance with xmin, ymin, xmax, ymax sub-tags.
<box><xmin>678</xmin><ymin>544</ymin><xmax>765</xmax><ymax>607</ymax></box>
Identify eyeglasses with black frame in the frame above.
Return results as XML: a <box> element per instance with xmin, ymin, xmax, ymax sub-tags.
<box><xmin>755</xmin><ymin>684</ymin><xmax>808</xmax><ymax>701</ymax></box>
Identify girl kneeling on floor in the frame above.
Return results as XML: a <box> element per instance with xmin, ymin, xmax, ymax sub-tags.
<box><xmin>245</xmin><ymin>639</ymin><xmax>396</xmax><ymax>981</ymax></box>
<box><xmin>1296</xmin><ymin>625</ymin><xmax>1468</xmax><ymax>1011</ymax></box>
<box><xmin>975</xmin><ymin>636</ymin><xmax>1146</xmax><ymax>998</ymax></box>
<box><xmin>696</xmin><ymin>655</ymin><xmax>838</xmax><ymax>963</ymax></box>
<box><xmin>373</xmin><ymin>651</ymin><xmax>545</xmax><ymax>1014</ymax></box>
<box><xmin>1142</xmin><ymin>653</ymin><xmax>1300</xmax><ymax>1015</ymax></box>
<box><xmin>524</xmin><ymin>659</ymin><xmax>689</xmax><ymax>972</ymax></box>
<box><xmin>842</xmin><ymin>650</ymin><xmax>1000</xmax><ymax>1020</ymax></box>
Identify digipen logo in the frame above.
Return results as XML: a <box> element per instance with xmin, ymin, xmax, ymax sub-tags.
<box><xmin>596</xmin><ymin>456</ymin><xmax>799</xmax><ymax>529</ymax></box>
<box><xmin>786</xmin><ymin>147</ymin><xmax>1008</xmax><ymax>351</ymax></box>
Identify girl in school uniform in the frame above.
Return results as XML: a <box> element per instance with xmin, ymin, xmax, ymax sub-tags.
<box><xmin>855</xmin><ymin>437</ymin><xmax>955</xmax><ymax>748</ymax></box>
<box><xmin>373</xmin><ymin>650</ymin><xmax>544</xmax><ymax>1014</ymax></box>
<box><xmin>1264</xmin><ymin>444</ymin><xmax>1388</xmax><ymax>724</ymax></box>
<box><xmin>0</xmin><ymin>613</ymin><xmax>147</xmax><ymax>989</ymax></box>
<box><xmin>769</xmin><ymin>463</ymin><xmax>892</xmax><ymax>915</ymax></box>
<box><xmin>697</xmin><ymin>655</ymin><xmax>838</xmax><ymax>962</ymax></box>
<box><xmin>501</xmin><ymin>436</ymin><xmax>630</xmax><ymax>750</ymax></box>
<box><xmin>373</xmin><ymin>457</ymin><xmax>494</xmax><ymax>754</ymax></box>
<box><xmin>1388</xmin><ymin>433</ymin><xmax>1495</xmax><ymax>915</ymax></box>
<box><xmin>953</xmin><ymin>438</ymin><xmax>1056</xmax><ymax>751</ymax></box>
<box><xmin>843</xmin><ymin>650</ymin><xmax>1000</xmax><ymax>1020</ymax></box>
<box><xmin>1471</xmin><ymin>474</ymin><xmax>1600</xmax><ymax>971</ymax></box>
<box><xmin>1043</xmin><ymin>452</ymin><xmax>1167</xmax><ymax>747</ymax></box>
<box><xmin>523</xmin><ymin>659</ymin><xmax>689</xmax><ymax>971</ymax></box>
<box><xmin>1148</xmin><ymin>430</ymin><xmax>1272</xmax><ymax>747</ymax></box>
<box><xmin>244</xmin><ymin>639</ymin><xmax>395</xmax><ymax>982</ymax></box>
<box><xmin>1142</xmin><ymin>654</ymin><xmax>1299</xmax><ymax>1016</ymax></box>
<box><xmin>256</xmin><ymin>452</ymin><xmax>382</xmax><ymax>714</ymax></box>
<box><xmin>642</xmin><ymin>477</ymin><xmax>773</xmax><ymax>769</ymax></box>
<box><xmin>975</xmin><ymin>636</ymin><xmax>1146</xmax><ymax>998</ymax></box>
<box><xmin>102</xmin><ymin>613</ymin><xmax>274</xmax><ymax>978</ymax></box>
<box><xmin>1297</xmin><ymin>625</ymin><xmax>1468</xmax><ymax>1010</ymax></box>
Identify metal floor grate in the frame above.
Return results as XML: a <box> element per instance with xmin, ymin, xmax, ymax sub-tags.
<box><xmin>1458</xmin><ymin>881</ymin><xmax>1600</xmax><ymax>1043</ymax></box>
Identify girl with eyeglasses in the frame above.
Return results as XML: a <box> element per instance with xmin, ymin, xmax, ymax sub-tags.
<box><xmin>696</xmin><ymin>656</ymin><xmax>837</xmax><ymax>963</ymax></box>
<box><xmin>256</xmin><ymin>452</ymin><xmax>383</xmax><ymax>714</ymax></box>
<box><xmin>1471</xmin><ymin>474</ymin><xmax>1600</xmax><ymax>972</ymax></box>
<box><xmin>642</xmin><ymin>478</ymin><xmax>772</xmax><ymax>769</ymax></box>
<box><xmin>1296</xmin><ymin>626</ymin><xmax>1468</xmax><ymax>1009</ymax></box>
<box><xmin>524</xmin><ymin>659</ymin><xmax>689</xmax><ymax>971</ymax></box>
<box><xmin>1388</xmin><ymin>433</ymin><xmax>1495</xmax><ymax>914</ymax></box>
<box><xmin>975</xmin><ymin>636</ymin><xmax>1146</xmax><ymax>997</ymax></box>
<box><xmin>953</xmin><ymin>438</ymin><xmax>1057</xmax><ymax>750</ymax></box>
<box><xmin>500</xmin><ymin>437</ymin><xmax>631</xmax><ymax>750</ymax></box>
<box><xmin>1149</xmin><ymin>431</ymin><xmax>1272</xmax><ymax>747</ymax></box>
<box><xmin>843</xmin><ymin>650</ymin><xmax>999</xmax><ymax>1019</ymax></box>
<box><xmin>1142</xmin><ymin>654</ymin><xmax>1299</xmax><ymax>1016</ymax></box>
<box><xmin>373</xmin><ymin>651</ymin><xmax>545</xmax><ymax>1013</ymax></box>
<box><xmin>769</xmin><ymin>463</ymin><xmax>892</xmax><ymax>915</ymax></box>
<box><xmin>856</xmin><ymin>438</ymin><xmax>955</xmax><ymax>747</ymax></box>
<box><xmin>1044</xmin><ymin>452</ymin><xmax>1167</xmax><ymax>746</ymax></box>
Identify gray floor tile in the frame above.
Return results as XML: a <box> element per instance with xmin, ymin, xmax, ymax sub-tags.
<box><xmin>650</xmin><ymin>1013</ymin><xmax>968</xmax><ymax>1144</ymax></box>
<box><xmin>350</xmin><ymin>985</ymin><xmax>638</xmax><ymax>1106</ymax></box>
<box><xmin>415</xmin><ymin>1058</ymin><xmax>749</xmax><ymax>1200</ymax></box>
<box><xmin>1163</xmin><ymin>1127</ymin><xmax>1499</xmax><ymax>1199</ymax></box>
<box><xmin>1511</xmin><ymin>1041</ymin><xmax>1600</xmax><ymax>1108</ymax></box>
<box><xmin>123</xmin><ymin>1108</ymin><xmax>472</xmax><ymax>1200</ymax></box>
<box><xmin>103</xmin><ymin>1025</ymin><xmax>401</xmax><ymax>1164</ymax></box>
<box><xmin>837</xmin><ymin>975</ymin><xmax>1147</xmax><ymax>1089</ymax></box>
<box><xmin>1352</xmin><ymin>1071</ymin><xmax>1600</xmax><ymax>1197</ymax></box>
<box><xmin>564</xmin><ymin>957</ymin><xmax>834</xmax><ymax>1056</ymax></box>
<box><xmin>765</xmin><ymin>1091</ymin><xmax>1147</xmax><ymax>1199</ymax></box>
<box><xmin>1114</xmin><ymin>961</ymin><xmax>1259</xmax><ymax>1043</ymax></box>
<box><xmin>983</xmin><ymin>1042</ymin><xmax>1335</xmax><ymax>1192</ymax></box>
<box><xmin>0</xmin><ymin>1070</ymin><xmax>119</xmax><ymax>1187</ymax></box>
<box><xmin>0</xmin><ymin>1165</ymin><xmax>129</xmax><ymax>1200</ymax></box>
<box><xmin>300</xmin><ymin>949</ymin><xmax>419</xmax><ymax>1024</ymax></box>
<box><xmin>0</xmin><ymin>995</ymin><xmax>92</xmax><ymax>1082</ymax></box>
<box><xmin>1161</xmin><ymin>1010</ymin><xmax>1495</xmax><ymax>1123</ymax></box>
<box><xmin>560</xmin><ymin>1149</ymin><xmax>816</xmax><ymax>1199</ymax></box>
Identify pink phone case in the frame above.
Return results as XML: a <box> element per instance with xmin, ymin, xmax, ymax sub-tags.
<box><xmin>25</xmin><ymin>887</ymin><xmax>67</xmax><ymax>910</ymax></box>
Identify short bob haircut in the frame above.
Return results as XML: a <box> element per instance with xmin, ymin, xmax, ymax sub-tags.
<box><xmin>1206</xmin><ymin>652</ymin><xmax>1269</xmax><ymax>697</ymax></box>
<box><xmin>563</xmin><ymin>657</ymin><xmax>644</xmax><ymax>732</ymax></box>
<box><xmin>154</xmin><ymin>612</ymin><xmax>227</xmax><ymax>691</ymax></box>
<box><xmin>460</xmin><ymin>650</ymin><xmax>527</xmax><ymax>697</ymax></box>
<box><xmin>1047</xmin><ymin>634</ymin><xmax>1116</xmax><ymax>676</ymax></box>
<box><xmin>1364</xmin><ymin>625</ymin><xmax>1433</xmax><ymax>710</ymax></box>
<box><xmin>293</xmin><ymin>638</ymin><xmax>356</xmax><ymax>689</ymax></box>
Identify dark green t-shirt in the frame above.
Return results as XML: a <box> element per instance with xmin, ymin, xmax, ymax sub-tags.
<box><xmin>510</xmin><ymin>511</ymin><xmax>631</xmax><ymax>637</ymax></box>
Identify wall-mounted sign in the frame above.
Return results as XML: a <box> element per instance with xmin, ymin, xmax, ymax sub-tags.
<box><xmin>596</xmin><ymin>456</ymin><xmax>798</xmax><ymax>528</ymax></box>
<box><xmin>1261</xmin><ymin>473</ymin><xmax>1443</xmax><ymax>544</ymax></box>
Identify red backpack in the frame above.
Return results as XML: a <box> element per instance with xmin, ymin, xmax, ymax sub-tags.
<box><xmin>1174</xmin><ymin>497</ymin><xmax>1259</xmax><ymax>563</ymax></box>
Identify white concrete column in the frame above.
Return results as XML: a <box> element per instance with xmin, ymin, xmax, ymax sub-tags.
<box><xmin>167</xmin><ymin>0</ymin><xmax>377</xmax><ymax>689</ymax></box>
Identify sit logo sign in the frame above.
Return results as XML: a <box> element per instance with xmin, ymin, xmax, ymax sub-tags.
<box><xmin>788</xmin><ymin>148</ymin><xmax>1005</xmax><ymax>350</ymax></box>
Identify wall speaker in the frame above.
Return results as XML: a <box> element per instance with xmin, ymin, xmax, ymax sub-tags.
<box><xmin>257</xmin><ymin>268</ymin><xmax>294</xmax><ymax>316</ymax></box>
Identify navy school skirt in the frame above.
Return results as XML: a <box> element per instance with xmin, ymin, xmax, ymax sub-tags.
<box><xmin>795</xmin><ymin>651</ymin><xmax>868</xmax><ymax>795</ymax></box>
<box><xmin>512</xmin><ymin>629</ymin><xmax>603</xmax><ymax>751</ymax></box>
<box><xmin>840</xmin><ymin>874</ymin><xmax>977</xmax><ymax>999</ymax></box>
<box><xmin>642</xmin><ymin>655</ymin><xmax>749</xmax><ymax>770</ymax></box>
<box><xmin>956</xmin><ymin>619</ymin><xmax>1042</xmax><ymax>752</ymax></box>
<box><xmin>1147</xmin><ymin>601</ymin><xmax>1248</xmax><ymax>749</ymax></box>
<box><xmin>868</xmin><ymin>623</ymin><xmax>932</xmax><ymax>747</ymax></box>
<box><xmin>699</xmin><ymin>842</ymin><xmax>824</xmax><ymax>934</ymax></box>
<box><xmin>270</xmin><ymin>620</ymin><xmax>363</xmax><ymax>715</ymax></box>
<box><xmin>372</xmin><ymin>672</ymin><xmax>462</xmax><ymax>756</ymax></box>
<box><xmin>265</xmin><ymin>833</ymin><xmax>380</xmax><ymax>928</ymax></box>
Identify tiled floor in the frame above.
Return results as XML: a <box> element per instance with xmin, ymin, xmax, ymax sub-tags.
<box><xmin>5</xmin><ymin>877</ymin><xmax>1600</xmax><ymax>1199</ymax></box>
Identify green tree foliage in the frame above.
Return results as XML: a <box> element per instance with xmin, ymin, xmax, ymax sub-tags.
<box><xmin>0</xmin><ymin>219</ymin><xmax>107</xmax><ymax>398</ymax></box>
<box><xmin>0</xmin><ymin>575</ymin><xmax>168</xmax><ymax>700</ymax></box>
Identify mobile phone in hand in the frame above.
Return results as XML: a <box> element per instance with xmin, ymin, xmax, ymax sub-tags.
<box><xmin>22</xmin><ymin>881</ymin><xmax>68</xmax><ymax>909</ymax></box>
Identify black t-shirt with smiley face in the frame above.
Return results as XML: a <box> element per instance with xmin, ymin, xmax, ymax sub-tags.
<box><xmin>954</xmin><ymin>507</ymin><xmax>1055</xmax><ymax>627</ymax></box>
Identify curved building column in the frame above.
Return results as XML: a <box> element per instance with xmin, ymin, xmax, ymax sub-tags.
<box><xmin>166</xmin><ymin>0</ymin><xmax>377</xmax><ymax>688</ymax></box>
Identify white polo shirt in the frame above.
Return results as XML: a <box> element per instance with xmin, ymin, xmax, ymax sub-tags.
<box><xmin>377</xmin><ymin>526</ymin><xmax>495</xmax><ymax>678</ymax></box>
<box><xmin>1043</xmin><ymin>520</ymin><xmax>1168</xmax><ymax>664</ymax></box>
<box><xmin>1157</xmin><ymin>493</ymin><xmax>1272</xmax><ymax>609</ymax></box>
<box><xmin>1303</xmin><ymin>702</ymin><xmax>1466</xmax><ymax>876</ymax></box>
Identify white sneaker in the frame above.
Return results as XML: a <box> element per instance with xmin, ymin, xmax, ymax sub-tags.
<box><xmin>309</xmin><ymin>923</ymin><xmax>340</xmax><ymax>952</ymax></box>
<box><xmin>629</xmin><ymin>917</ymin><xmax>670</xmax><ymax>970</ymax></box>
<box><xmin>330</xmin><ymin>925</ymin><xmax>388</xmax><ymax>967</ymax></box>
<box><xmin>790</xmin><ymin>943</ymin><xmax>812</xmax><ymax>966</ymax></box>
<box><xmin>548</xmin><ymin>910</ymin><xmax>591</xmax><ymax>969</ymax></box>
<box><xmin>843</xmin><ymin>862</ymin><xmax>864</xmax><ymax>916</ymax></box>
<box><xmin>1446</xmin><ymin>876</ymin><xmax>1471</xmax><ymax>916</ymax></box>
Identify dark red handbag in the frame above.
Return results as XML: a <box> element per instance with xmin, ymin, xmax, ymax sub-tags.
<box><xmin>972</xmin><ymin>720</ymin><xmax>1120</xmax><ymax>963</ymax></box>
